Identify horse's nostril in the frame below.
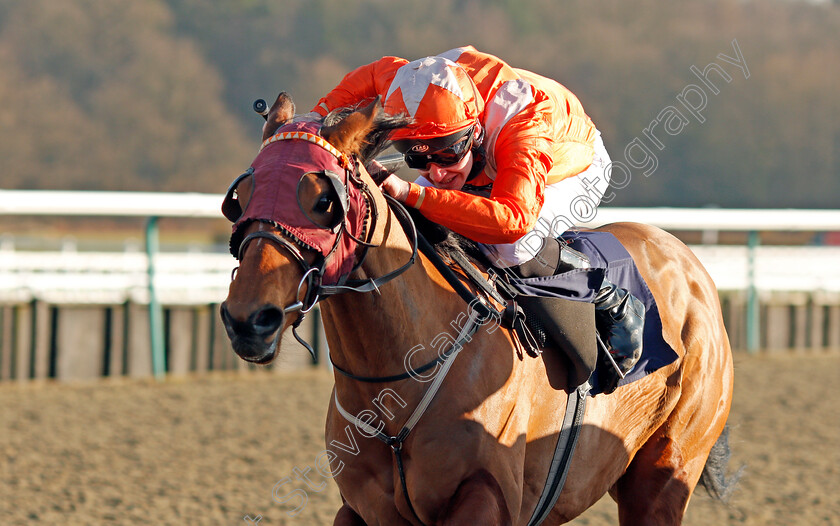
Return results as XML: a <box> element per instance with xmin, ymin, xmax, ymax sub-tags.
<box><xmin>252</xmin><ymin>306</ymin><xmax>284</xmax><ymax>336</ymax></box>
<box><xmin>220</xmin><ymin>303</ymin><xmax>237</xmax><ymax>331</ymax></box>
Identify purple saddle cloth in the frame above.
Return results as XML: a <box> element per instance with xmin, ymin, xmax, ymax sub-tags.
<box><xmin>512</xmin><ymin>230</ymin><xmax>678</xmax><ymax>396</ymax></box>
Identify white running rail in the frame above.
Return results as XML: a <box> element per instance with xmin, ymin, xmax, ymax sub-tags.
<box><xmin>2</xmin><ymin>190</ymin><xmax>839</xmax><ymax>303</ymax></box>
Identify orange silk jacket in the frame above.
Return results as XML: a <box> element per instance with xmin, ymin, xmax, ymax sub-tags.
<box><xmin>312</xmin><ymin>46</ymin><xmax>597</xmax><ymax>244</ymax></box>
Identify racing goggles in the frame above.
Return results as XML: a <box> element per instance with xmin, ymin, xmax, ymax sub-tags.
<box><xmin>398</xmin><ymin>126</ymin><xmax>475</xmax><ymax>170</ymax></box>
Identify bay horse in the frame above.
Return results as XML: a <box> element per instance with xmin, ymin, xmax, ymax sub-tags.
<box><xmin>220</xmin><ymin>94</ymin><xmax>736</xmax><ymax>525</ymax></box>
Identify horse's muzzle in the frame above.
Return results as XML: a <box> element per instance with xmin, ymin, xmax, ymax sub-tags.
<box><xmin>219</xmin><ymin>303</ymin><xmax>285</xmax><ymax>363</ymax></box>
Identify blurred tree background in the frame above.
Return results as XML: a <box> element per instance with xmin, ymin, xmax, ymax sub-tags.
<box><xmin>0</xmin><ymin>0</ymin><xmax>837</xmax><ymax>208</ymax></box>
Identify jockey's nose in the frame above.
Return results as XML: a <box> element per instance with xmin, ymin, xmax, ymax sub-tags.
<box><xmin>427</xmin><ymin>163</ymin><xmax>448</xmax><ymax>183</ymax></box>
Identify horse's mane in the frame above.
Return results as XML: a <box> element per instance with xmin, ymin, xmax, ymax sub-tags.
<box><xmin>323</xmin><ymin>104</ymin><xmax>410</xmax><ymax>165</ymax></box>
<box><xmin>406</xmin><ymin>207</ymin><xmax>486</xmax><ymax>266</ymax></box>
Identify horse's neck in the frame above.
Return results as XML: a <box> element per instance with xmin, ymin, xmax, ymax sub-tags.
<box><xmin>320</xmin><ymin>216</ymin><xmax>465</xmax><ymax>378</ymax></box>
<box><xmin>324</xmin><ymin>260</ymin><xmax>461</xmax><ymax>368</ymax></box>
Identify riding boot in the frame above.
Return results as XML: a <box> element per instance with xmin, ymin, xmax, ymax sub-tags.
<box><xmin>594</xmin><ymin>278</ymin><xmax>645</xmax><ymax>394</ymax></box>
<box><xmin>510</xmin><ymin>236</ymin><xmax>646</xmax><ymax>393</ymax></box>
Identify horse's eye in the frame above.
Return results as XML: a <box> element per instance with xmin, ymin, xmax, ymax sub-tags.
<box><xmin>314</xmin><ymin>195</ymin><xmax>333</xmax><ymax>214</ymax></box>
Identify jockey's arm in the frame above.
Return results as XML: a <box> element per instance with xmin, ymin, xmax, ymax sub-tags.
<box><xmin>403</xmin><ymin>126</ymin><xmax>554</xmax><ymax>245</ymax></box>
<box><xmin>311</xmin><ymin>56</ymin><xmax>407</xmax><ymax>116</ymax></box>
<box><xmin>400</xmin><ymin>99</ymin><xmax>593</xmax><ymax>245</ymax></box>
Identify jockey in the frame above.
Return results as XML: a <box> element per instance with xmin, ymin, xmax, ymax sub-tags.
<box><xmin>311</xmin><ymin>46</ymin><xmax>644</xmax><ymax>386</ymax></box>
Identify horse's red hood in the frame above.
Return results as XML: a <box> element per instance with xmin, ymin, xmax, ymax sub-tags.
<box><xmin>231</xmin><ymin>121</ymin><xmax>367</xmax><ymax>285</ymax></box>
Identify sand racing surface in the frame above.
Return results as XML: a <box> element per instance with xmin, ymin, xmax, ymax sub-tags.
<box><xmin>2</xmin><ymin>351</ymin><xmax>838</xmax><ymax>525</ymax></box>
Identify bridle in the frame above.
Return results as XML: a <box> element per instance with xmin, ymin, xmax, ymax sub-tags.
<box><xmin>228</xmin><ymin>128</ymin><xmax>420</xmax><ymax>356</ymax></box>
<box><xmin>225</xmin><ymin>123</ymin><xmax>501</xmax><ymax>526</ymax></box>
<box><xmin>234</xmin><ymin>193</ymin><xmax>420</xmax><ymax>328</ymax></box>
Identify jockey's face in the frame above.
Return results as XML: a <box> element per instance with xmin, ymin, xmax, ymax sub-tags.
<box><xmin>419</xmin><ymin>149</ymin><xmax>474</xmax><ymax>191</ymax></box>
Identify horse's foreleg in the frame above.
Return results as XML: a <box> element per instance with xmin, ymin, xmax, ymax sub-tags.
<box><xmin>334</xmin><ymin>503</ymin><xmax>367</xmax><ymax>526</ymax></box>
<box><xmin>437</xmin><ymin>470</ymin><xmax>511</xmax><ymax>526</ymax></box>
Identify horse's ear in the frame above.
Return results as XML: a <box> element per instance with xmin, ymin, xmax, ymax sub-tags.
<box><xmin>262</xmin><ymin>92</ymin><xmax>296</xmax><ymax>141</ymax></box>
<box><xmin>320</xmin><ymin>97</ymin><xmax>382</xmax><ymax>156</ymax></box>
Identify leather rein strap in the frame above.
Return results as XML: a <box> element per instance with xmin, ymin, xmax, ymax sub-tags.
<box><xmin>329</xmin><ymin>231</ymin><xmax>503</xmax><ymax>384</ymax></box>
<box><xmin>318</xmin><ymin>193</ymin><xmax>418</xmax><ymax>296</ymax></box>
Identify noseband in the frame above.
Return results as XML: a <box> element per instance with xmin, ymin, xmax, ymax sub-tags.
<box><xmin>235</xmin><ymin>229</ymin><xmax>319</xmax><ymax>313</ymax></box>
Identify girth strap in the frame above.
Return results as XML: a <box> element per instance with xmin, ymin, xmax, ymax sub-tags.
<box><xmin>527</xmin><ymin>382</ymin><xmax>590</xmax><ymax>526</ymax></box>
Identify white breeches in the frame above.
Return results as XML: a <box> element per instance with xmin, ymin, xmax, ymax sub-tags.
<box><xmin>484</xmin><ymin>131</ymin><xmax>612</xmax><ymax>267</ymax></box>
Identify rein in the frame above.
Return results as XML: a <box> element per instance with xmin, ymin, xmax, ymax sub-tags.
<box><xmin>238</xmin><ymin>194</ymin><xmax>419</xmax><ymax>303</ymax></box>
<box><xmin>318</xmin><ymin>194</ymin><xmax>418</xmax><ymax>296</ymax></box>
<box><xmin>328</xmin><ymin>230</ymin><xmax>503</xmax><ymax>383</ymax></box>
<box><xmin>232</xmin><ymin>127</ymin><xmax>576</xmax><ymax>523</ymax></box>
<box><xmin>324</xmin><ymin>190</ymin><xmax>505</xmax><ymax>526</ymax></box>
<box><xmin>324</xmin><ymin>193</ymin><xmax>588</xmax><ymax>526</ymax></box>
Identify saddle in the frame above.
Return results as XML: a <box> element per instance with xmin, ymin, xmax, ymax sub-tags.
<box><xmin>423</xmin><ymin>230</ymin><xmax>678</xmax><ymax>396</ymax></box>
<box><xmin>431</xmin><ymin>241</ymin><xmax>598</xmax><ymax>391</ymax></box>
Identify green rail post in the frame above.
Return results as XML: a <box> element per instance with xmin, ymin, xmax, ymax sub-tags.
<box><xmin>146</xmin><ymin>216</ymin><xmax>166</xmax><ymax>379</ymax></box>
<box><xmin>746</xmin><ymin>230</ymin><xmax>760</xmax><ymax>353</ymax></box>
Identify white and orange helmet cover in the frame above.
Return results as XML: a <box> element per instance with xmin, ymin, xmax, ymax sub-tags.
<box><xmin>384</xmin><ymin>54</ymin><xmax>484</xmax><ymax>142</ymax></box>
